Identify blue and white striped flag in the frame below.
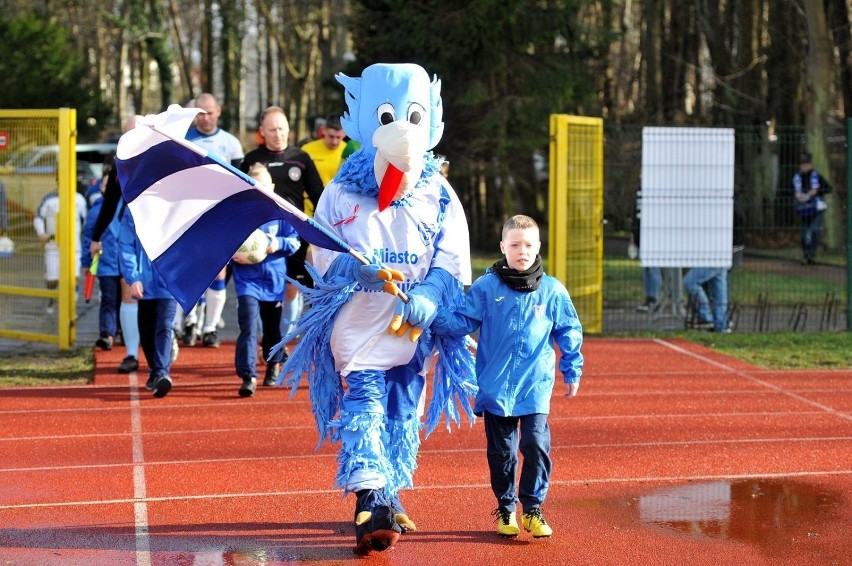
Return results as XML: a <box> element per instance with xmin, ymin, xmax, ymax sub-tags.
<box><xmin>114</xmin><ymin>104</ymin><xmax>353</xmax><ymax>312</ymax></box>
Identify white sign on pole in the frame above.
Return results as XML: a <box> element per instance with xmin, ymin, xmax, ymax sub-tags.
<box><xmin>640</xmin><ymin>127</ymin><xmax>734</xmax><ymax>268</ymax></box>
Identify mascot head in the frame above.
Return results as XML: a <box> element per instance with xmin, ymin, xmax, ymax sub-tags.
<box><xmin>336</xmin><ymin>63</ymin><xmax>444</xmax><ymax>210</ymax></box>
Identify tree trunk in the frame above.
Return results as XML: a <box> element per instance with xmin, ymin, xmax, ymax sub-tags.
<box><xmin>827</xmin><ymin>0</ymin><xmax>852</xmax><ymax>119</ymax></box>
<box><xmin>642</xmin><ymin>0</ymin><xmax>662</xmax><ymax>121</ymax></box>
<box><xmin>145</xmin><ymin>0</ymin><xmax>174</xmax><ymax>111</ymax></box>
<box><xmin>803</xmin><ymin>0</ymin><xmax>839</xmax><ymax>249</ymax></box>
<box><xmin>168</xmin><ymin>0</ymin><xmax>194</xmax><ymax>102</ymax></box>
<box><xmin>693</xmin><ymin>0</ymin><xmax>737</xmax><ymax>125</ymax></box>
<box><xmin>611</xmin><ymin>0</ymin><xmax>638</xmax><ymax>122</ymax></box>
<box><xmin>661</xmin><ymin>2</ymin><xmax>688</xmax><ymax>122</ymax></box>
<box><xmin>219</xmin><ymin>0</ymin><xmax>243</xmax><ymax>132</ymax></box>
<box><xmin>119</xmin><ymin>34</ymin><xmax>130</xmax><ymax>127</ymax></box>
<box><xmin>766</xmin><ymin>3</ymin><xmax>805</xmax><ymax>126</ymax></box>
<box><xmin>201</xmin><ymin>0</ymin><xmax>214</xmax><ymax>93</ymax></box>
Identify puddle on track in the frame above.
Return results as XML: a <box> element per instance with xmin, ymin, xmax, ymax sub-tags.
<box><xmin>611</xmin><ymin>479</ymin><xmax>844</xmax><ymax>550</ymax></box>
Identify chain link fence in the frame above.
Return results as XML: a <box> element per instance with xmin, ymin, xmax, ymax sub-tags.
<box><xmin>0</xmin><ymin>109</ymin><xmax>85</xmax><ymax>347</ymax></box>
<box><xmin>600</xmin><ymin>123</ymin><xmax>848</xmax><ymax>333</ymax></box>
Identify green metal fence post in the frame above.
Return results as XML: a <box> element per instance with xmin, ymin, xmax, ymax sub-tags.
<box><xmin>847</xmin><ymin>119</ymin><xmax>852</xmax><ymax>331</ymax></box>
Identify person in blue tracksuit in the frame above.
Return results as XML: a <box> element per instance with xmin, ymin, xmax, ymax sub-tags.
<box><xmin>90</xmin><ymin>118</ymin><xmax>142</xmax><ymax>372</ymax></box>
<box><xmin>431</xmin><ymin>214</ymin><xmax>584</xmax><ymax>540</ymax></box>
<box><xmin>81</xmin><ymin>180</ymin><xmax>105</xmax><ymax>277</ymax></box>
<box><xmin>86</xmin><ymin>164</ymin><xmax>141</xmax><ymax>372</ymax></box>
<box><xmin>232</xmin><ymin>163</ymin><xmax>301</xmax><ymax>398</ymax></box>
<box><xmin>791</xmin><ymin>151</ymin><xmax>832</xmax><ymax>265</ymax></box>
<box><xmin>82</xmin><ymin>166</ymin><xmax>122</xmax><ymax>354</ymax></box>
<box><xmin>118</xmin><ymin>210</ymin><xmax>178</xmax><ymax>398</ymax></box>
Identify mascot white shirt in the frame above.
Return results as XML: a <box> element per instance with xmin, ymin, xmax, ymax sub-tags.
<box><xmin>313</xmin><ymin>173</ymin><xmax>471</xmax><ymax>374</ymax></box>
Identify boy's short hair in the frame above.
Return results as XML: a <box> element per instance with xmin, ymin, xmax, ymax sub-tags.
<box><xmin>502</xmin><ymin>215</ymin><xmax>539</xmax><ymax>239</ymax></box>
<box><xmin>248</xmin><ymin>162</ymin><xmax>269</xmax><ymax>177</ymax></box>
<box><xmin>248</xmin><ymin>162</ymin><xmax>272</xmax><ymax>184</ymax></box>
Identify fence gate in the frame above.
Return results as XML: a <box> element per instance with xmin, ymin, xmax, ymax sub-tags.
<box><xmin>548</xmin><ymin>115</ymin><xmax>604</xmax><ymax>333</ymax></box>
<box><xmin>0</xmin><ymin>108</ymin><xmax>78</xmax><ymax>349</ymax></box>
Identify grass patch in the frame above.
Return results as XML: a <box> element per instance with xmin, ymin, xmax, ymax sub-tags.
<box><xmin>0</xmin><ymin>347</ymin><xmax>93</xmax><ymax>386</ymax></box>
<box><xmin>729</xmin><ymin>269</ymin><xmax>844</xmax><ymax>304</ymax></box>
<box><xmin>601</xmin><ymin>253</ymin><xmax>846</xmax><ymax>305</ymax></box>
<box><xmin>746</xmin><ymin>246</ymin><xmax>846</xmax><ymax>267</ymax></box>
<box><xmin>664</xmin><ymin>330</ymin><xmax>851</xmax><ymax>369</ymax></box>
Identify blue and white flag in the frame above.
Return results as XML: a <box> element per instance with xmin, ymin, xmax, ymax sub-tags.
<box><xmin>114</xmin><ymin>104</ymin><xmax>352</xmax><ymax>312</ymax></box>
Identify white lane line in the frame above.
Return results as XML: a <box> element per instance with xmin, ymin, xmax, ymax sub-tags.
<box><xmin>2</xmin><ymin>435</ymin><xmax>849</xmax><ymax>474</ymax></box>
<box><xmin>553</xmin><ymin>410</ymin><xmax>827</xmax><ymax>420</ymax></box>
<box><xmin>128</xmin><ymin>372</ymin><xmax>151</xmax><ymax>566</ymax></box>
<box><xmin>582</xmin><ymin>388</ymin><xmax>852</xmax><ymax>396</ymax></box>
<box><xmin>1</xmin><ymin>469</ymin><xmax>850</xmax><ymax>511</ymax></box>
<box><xmin>0</xmin><ymin>423</ymin><xmax>318</xmax><ymax>442</ymax></box>
<box><xmin>656</xmin><ymin>338</ymin><xmax>852</xmax><ymax>422</ymax></box>
<box><xmin>0</xmin><ymin>452</ymin><xmax>340</xmax><ymax>473</ymax></box>
<box><xmin>0</xmin><ymin>398</ymin><xmax>310</xmax><ymax>416</ymax></box>
<box><xmin>0</xmin><ymin>410</ymin><xmax>836</xmax><ymax>444</ymax></box>
<box><xmin>594</xmin><ymin>370</ymin><xmax>850</xmax><ymax>378</ymax></box>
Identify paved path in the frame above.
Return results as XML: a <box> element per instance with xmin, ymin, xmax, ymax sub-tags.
<box><xmin>0</xmin><ymin>282</ymin><xmax>242</xmax><ymax>355</ymax></box>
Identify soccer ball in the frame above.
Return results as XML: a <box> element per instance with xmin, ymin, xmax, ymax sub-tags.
<box><xmin>233</xmin><ymin>229</ymin><xmax>269</xmax><ymax>264</ymax></box>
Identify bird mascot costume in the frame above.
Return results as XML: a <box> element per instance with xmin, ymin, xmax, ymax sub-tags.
<box><xmin>274</xmin><ymin>63</ymin><xmax>476</xmax><ymax>555</ymax></box>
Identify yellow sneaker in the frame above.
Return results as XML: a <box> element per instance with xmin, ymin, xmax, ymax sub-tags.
<box><xmin>522</xmin><ymin>508</ymin><xmax>553</xmax><ymax>538</ymax></box>
<box><xmin>492</xmin><ymin>508</ymin><xmax>520</xmax><ymax>537</ymax></box>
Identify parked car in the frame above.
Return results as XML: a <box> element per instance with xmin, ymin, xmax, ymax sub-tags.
<box><xmin>0</xmin><ymin>143</ymin><xmax>116</xmax><ymax>214</ymax></box>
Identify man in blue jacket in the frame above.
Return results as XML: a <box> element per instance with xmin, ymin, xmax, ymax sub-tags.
<box><xmin>792</xmin><ymin>152</ymin><xmax>832</xmax><ymax>265</ymax></box>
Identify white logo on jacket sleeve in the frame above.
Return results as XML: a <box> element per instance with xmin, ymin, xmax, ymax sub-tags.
<box><xmin>495</xmin><ymin>296</ymin><xmax>504</xmax><ymax>302</ymax></box>
<box><xmin>417</xmin><ymin>221</ymin><xmax>438</xmax><ymax>246</ymax></box>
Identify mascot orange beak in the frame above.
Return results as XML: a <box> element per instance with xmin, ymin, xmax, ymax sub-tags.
<box><xmin>378</xmin><ymin>164</ymin><xmax>404</xmax><ymax>211</ymax></box>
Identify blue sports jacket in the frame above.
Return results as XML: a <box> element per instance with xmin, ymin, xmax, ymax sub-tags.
<box><xmin>432</xmin><ymin>269</ymin><xmax>583</xmax><ymax>417</ymax></box>
<box><xmin>117</xmin><ymin>211</ymin><xmax>173</xmax><ymax>300</ymax></box>
<box><xmin>232</xmin><ymin>220</ymin><xmax>300</xmax><ymax>301</ymax></box>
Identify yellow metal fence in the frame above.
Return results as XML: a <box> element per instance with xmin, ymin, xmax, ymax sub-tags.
<box><xmin>548</xmin><ymin>114</ymin><xmax>604</xmax><ymax>333</ymax></box>
<box><xmin>0</xmin><ymin>108</ymin><xmax>78</xmax><ymax>348</ymax></box>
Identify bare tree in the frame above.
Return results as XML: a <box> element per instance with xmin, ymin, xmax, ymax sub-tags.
<box><xmin>219</xmin><ymin>0</ymin><xmax>245</xmax><ymax>131</ymax></box>
<box><xmin>827</xmin><ymin>0</ymin><xmax>852</xmax><ymax>120</ymax></box>
<box><xmin>643</xmin><ymin>0</ymin><xmax>663</xmax><ymax>122</ymax></box>
<box><xmin>168</xmin><ymin>0</ymin><xmax>194</xmax><ymax>101</ymax></box>
<box><xmin>803</xmin><ymin>0</ymin><xmax>840</xmax><ymax>248</ymax></box>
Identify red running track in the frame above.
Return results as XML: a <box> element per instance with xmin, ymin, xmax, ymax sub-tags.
<box><xmin>0</xmin><ymin>338</ymin><xmax>850</xmax><ymax>565</ymax></box>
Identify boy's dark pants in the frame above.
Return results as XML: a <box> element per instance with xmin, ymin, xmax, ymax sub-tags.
<box><xmin>138</xmin><ymin>298</ymin><xmax>177</xmax><ymax>380</ymax></box>
<box><xmin>97</xmin><ymin>275</ymin><xmax>121</xmax><ymax>338</ymax></box>
<box><xmin>235</xmin><ymin>295</ymin><xmax>285</xmax><ymax>379</ymax></box>
<box><xmin>484</xmin><ymin>411</ymin><xmax>552</xmax><ymax>513</ymax></box>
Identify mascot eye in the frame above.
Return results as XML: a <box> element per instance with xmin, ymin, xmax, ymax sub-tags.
<box><xmin>408</xmin><ymin>103</ymin><xmax>426</xmax><ymax>125</ymax></box>
<box><xmin>377</xmin><ymin>103</ymin><xmax>396</xmax><ymax>125</ymax></box>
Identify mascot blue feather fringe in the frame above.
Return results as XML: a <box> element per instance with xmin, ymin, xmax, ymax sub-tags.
<box><xmin>271</xmin><ymin>63</ymin><xmax>477</xmax><ymax>556</ymax></box>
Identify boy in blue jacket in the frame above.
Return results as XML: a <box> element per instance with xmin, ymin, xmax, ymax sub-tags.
<box><xmin>118</xmin><ymin>210</ymin><xmax>178</xmax><ymax>398</ymax></box>
<box><xmin>431</xmin><ymin>214</ymin><xmax>584</xmax><ymax>539</ymax></box>
<box><xmin>233</xmin><ymin>163</ymin><xmax>301</xmax><ymax>397</ymax></box>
